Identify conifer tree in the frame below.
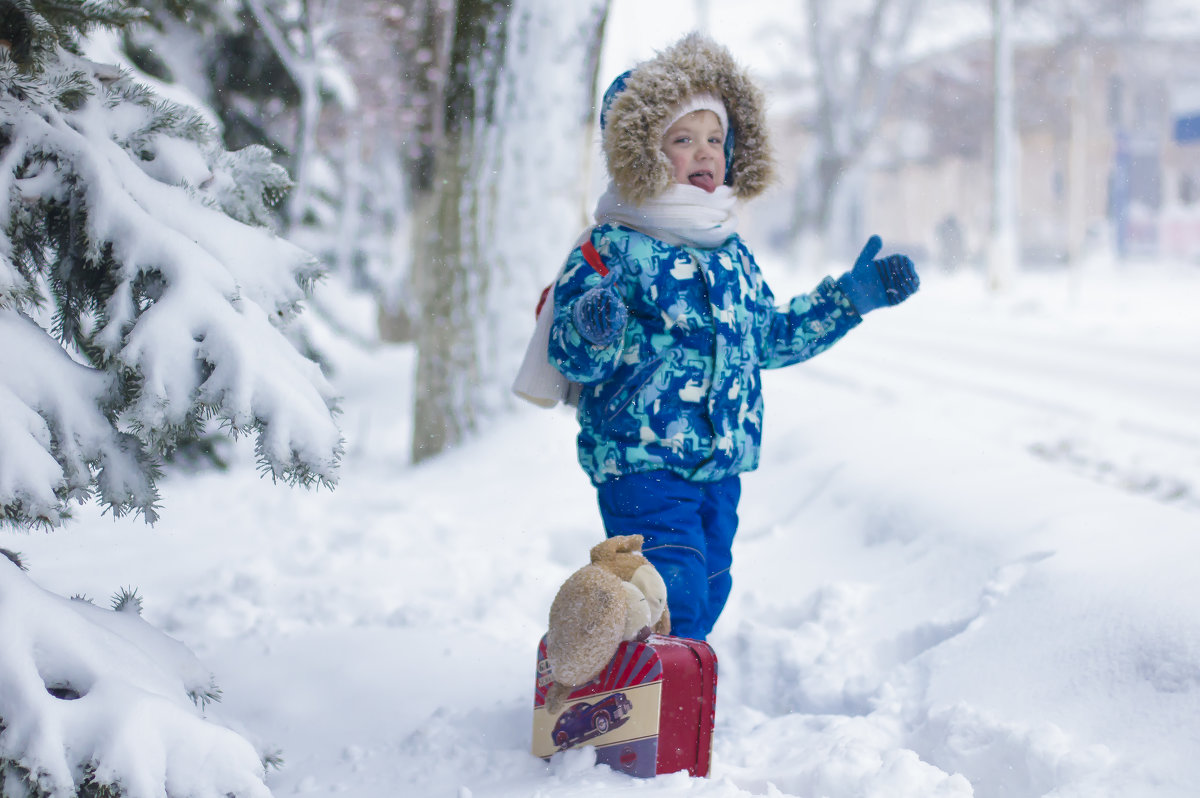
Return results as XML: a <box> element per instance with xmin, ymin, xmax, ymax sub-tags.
<box><xmin>0</xmin><ymin>0</ymin><xmax>343</xmax><ymax>528</ymax></box>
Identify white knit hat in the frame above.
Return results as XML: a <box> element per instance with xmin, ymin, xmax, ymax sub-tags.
<box><xmin>664</xmin><ymin>92</ymin><xmax>728</xmax><ymax>136</ymax></box>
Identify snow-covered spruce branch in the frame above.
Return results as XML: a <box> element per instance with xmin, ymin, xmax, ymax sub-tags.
<box><xmin>0</xmin><ymin>555</ymin><xmax>272</xmax><ymax>798</ymax></box>
<box><xmin>0</xmin><ymin>41</ymin><xmax>341</xmax><ymax>527</ymax></box>
<box><xmin>0</xmin><ymin>310</ymin><xmax>153</xmax><ymax>527</ymax></box>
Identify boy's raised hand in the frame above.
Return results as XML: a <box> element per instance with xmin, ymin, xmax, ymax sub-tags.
<box><xmin>836</xmin><ymin>234</ymin><xmax>920</xmax><ymax>315</ymax></box>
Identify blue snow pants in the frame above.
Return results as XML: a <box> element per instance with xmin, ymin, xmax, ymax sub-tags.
<box><xmin>596</xmin><ymin>471</ymin><xmax>742</xmax><ymax>641</ymax></box>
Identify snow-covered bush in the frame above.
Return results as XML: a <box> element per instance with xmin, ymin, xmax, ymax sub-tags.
<box><xmin>0</xmin><ymin>0</ymin><xmax>343</xmax><ymax>527</ymax></box>
<box><xmin>0</xmin><ymin>551</ymin><xmax>271</xmax><ymax>798</ymax></box>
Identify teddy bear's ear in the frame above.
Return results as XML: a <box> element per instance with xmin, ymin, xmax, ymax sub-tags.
<box><xmin>590</xmin><ymin>534</ymin><xmax>644</xmax><ymax>563</ymax></box>
<box><xmin>620</xmin><ymin>581</ymin><xmax>652</xmax><ymax>640</ymax></box>
<box><xmin>630</xmin><ymin>563</ymin><xmax>668</xmax><ymax>628</ymax></box>
<box><xmin>547</xmin><ymin>565</ymin><xmax>628</xmax><ymax>687</ymax></box>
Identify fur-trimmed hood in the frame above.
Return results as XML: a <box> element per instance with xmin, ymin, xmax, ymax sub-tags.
<box><xmin>601</xmin><ymin>33</ymin><xmax>775</xmax><ymax>205</ymax></box>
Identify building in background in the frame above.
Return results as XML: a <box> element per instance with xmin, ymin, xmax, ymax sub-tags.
<box><xmin>768</xmin><ymin>21</ymin><xmax>1200</xmax><ymax>270</ymax></box>
<box><xmin>861</xmin><ymin>33</ymin><xmax>1200</xmax><ymax>268</ymax></box>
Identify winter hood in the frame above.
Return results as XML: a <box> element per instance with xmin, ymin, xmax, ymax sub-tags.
<box><xmin>601</xmin><ymin>33</ymin><xmax>775</xmax><ymax>205</ymax></box>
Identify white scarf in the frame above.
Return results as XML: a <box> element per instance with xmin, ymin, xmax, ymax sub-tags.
<box><xmin>593</xmin><ymin>181</ymin><xmax>738</xmax><ymax>249</ymax></box>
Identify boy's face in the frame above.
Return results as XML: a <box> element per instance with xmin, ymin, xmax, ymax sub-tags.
<box><xmin>661</xmin><ymin>110</ymin><xmax>726</xmax><ymax>193</ymax></box>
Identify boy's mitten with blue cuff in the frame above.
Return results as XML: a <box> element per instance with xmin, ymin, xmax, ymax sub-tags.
<box><xmin>573</xmin><ymin>284</ymin><xmax>628</xmax><ymax>346</ymax></box>
<box><xmin>837</xmin><ymin>235</ymin><xmax>920</xmax><ymax>315</ymax></box>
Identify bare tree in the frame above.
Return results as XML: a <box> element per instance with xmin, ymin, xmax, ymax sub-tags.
<box><xmin>241</xmin><ymin>0</ymin><xmax>354</xmax><ymax>233</ymax></box>
<box><xmin>794</xmin><ymin>0</ymin><xmax>922</xmax><ymax>257</ymax></box>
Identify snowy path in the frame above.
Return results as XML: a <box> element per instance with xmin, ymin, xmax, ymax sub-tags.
<box><xmin>3</xmin><ymin>267</ymin><xmax>1199</xmax><ymax>797</ymax></box>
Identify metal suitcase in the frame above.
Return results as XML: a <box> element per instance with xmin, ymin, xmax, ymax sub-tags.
<box><xmin>532</xmin><ymin>633</ymin><xmax>718</xmax><ymax>778</ymax></box>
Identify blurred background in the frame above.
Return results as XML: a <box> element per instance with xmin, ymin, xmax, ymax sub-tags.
<box><xmin>97</xmin><ymin>0</ymin><xmax>1200</xmax><ymax>462</ymax></box>
<box><xmin>610</xmin><ymin>0</ymin><xmax>1200</xmax><ymax>273</ymax></box>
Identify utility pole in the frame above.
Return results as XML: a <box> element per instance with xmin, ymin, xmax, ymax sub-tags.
<box><xmin>1066</xmin><ymin>46</ymin><xmax>1092</xmax><ymax>300</ymax></box>
<box><xmin>988</xmin><ymin>0</ymin><xmax>1018</xmax><ymax>292</ymax></box>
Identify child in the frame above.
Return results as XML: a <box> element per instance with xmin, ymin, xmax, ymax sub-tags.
<box><xmin>545</xmin><ymin>33</ymin><xmax>919</xmax><ymax>641</ymax></box>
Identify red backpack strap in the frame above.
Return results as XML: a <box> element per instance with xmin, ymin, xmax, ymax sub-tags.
<box><xmin>535</xmin><ymin>284</ymin><xmax>552</xmax><ymax>318</ymax></box>
<box><xmin>580</xmin><ymin>239</ymin><xmax>609</xmax><ymax>277</ymax></box>
<box><xmin>536</xmin><ymin>236</ymin><xmax>608</xmax><ymax>319</ymax></box>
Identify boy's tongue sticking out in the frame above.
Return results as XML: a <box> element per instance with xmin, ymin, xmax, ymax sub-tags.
<box><xmin>689</xmin><ymin>171</ymin><xmax>717</xmax><ymax>192</ymax></box>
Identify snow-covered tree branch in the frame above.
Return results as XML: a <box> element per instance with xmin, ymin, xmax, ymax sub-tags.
<box><xmin>0</xmin><ymin>553</ymin><xmax>272</xmax><ymax>798</ymax></box>
<box><xmin>0</xmin><ymin>1</ymin><xmax>342</xmax><ymax>528</ymax></box>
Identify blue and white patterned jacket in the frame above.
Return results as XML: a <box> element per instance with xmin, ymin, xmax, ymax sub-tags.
<box><xmin>549</xmin><ymin>223</ymin><xmax>862</xmax><ymax>485</ymax></box>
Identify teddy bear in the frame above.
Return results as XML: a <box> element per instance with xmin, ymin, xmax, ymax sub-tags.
<box><xmin>543</xmin><ymin>534</ymin><xmax>670</xmax><ymax>713</ymax></box>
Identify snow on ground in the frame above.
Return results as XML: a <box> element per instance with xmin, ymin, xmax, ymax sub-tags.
<box><xmin>3</xmin><ymin>261</ymin><xmax>1199</xmax><ymax>797</ymax></box>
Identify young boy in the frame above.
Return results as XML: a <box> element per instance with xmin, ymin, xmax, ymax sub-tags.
<box><xmin>546</xmin><ymin>33</ymin><xmax>919</xmax><ymax>641</ymax></box>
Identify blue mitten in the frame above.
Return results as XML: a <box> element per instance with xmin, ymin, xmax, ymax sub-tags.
<box><xmin>836</xmin><ymin>235</ymin><xmax>920</xmax><ymax>315</ymax></box>
<box><xmin>573</xmin><ymin>284</ymin><xmax>627</xmax><ymax>346</ymax></box>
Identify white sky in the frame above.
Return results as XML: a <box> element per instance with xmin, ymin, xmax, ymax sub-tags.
<box><xmin>601</xmin><ymin>0</ymin><xmax>998</xmax><ymax>86</ymax></box>
<box><xmin>601</xmin><ymin>0</ymin><xmax>804</xmax><ymax>88</ymax></box>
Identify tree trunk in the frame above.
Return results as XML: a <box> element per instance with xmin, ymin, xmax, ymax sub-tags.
<box><xmin>577</xmin><ymin>4</ymin><xmax>610</xmax><ymax>228</ymax></box>
<box><xmin>374</xmin><ymin>0</ymin><xmax>450</xmax><ymax>344</ymax></box>
<box><xmin>813</xmin><ymin>152</ymin><xmax>846</xmax><ymax>244</ymax></box>
<box><xmin>411</xmin><ymin>0</ymin><xmax>511</xmax><ymax>462</ymax></box>
<box><xmin>410</xmin><ymin>0</ymin><xmax>610</xmax><ymax>464</ymax></box>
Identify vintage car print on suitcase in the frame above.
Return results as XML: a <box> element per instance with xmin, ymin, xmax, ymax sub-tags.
<box><xmin>532</xmin><ymin>633</ymin><xmax>718</xmax><ymax>778</ymax></box>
